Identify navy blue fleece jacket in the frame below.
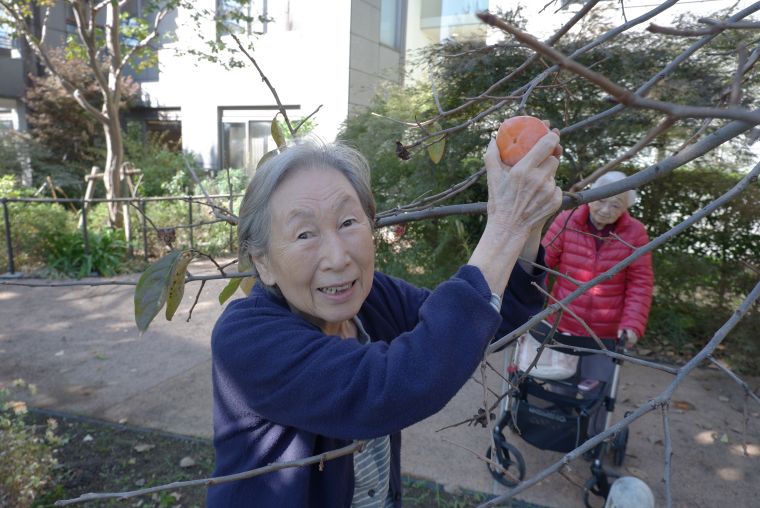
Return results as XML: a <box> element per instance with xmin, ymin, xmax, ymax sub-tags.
<box><xmin>208</xmin><ymin>258</ymin><xmax>546</xmax><ymax>507</ymax></box>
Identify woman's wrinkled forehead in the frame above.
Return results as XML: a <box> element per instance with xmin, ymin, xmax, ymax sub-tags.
<box><xmin>593</xmin><ymin>195</ymin><xmax>627</xmax><ymax>208</ymax></box>
<box><xmin>271</xmin><ymin>165</ymin><xmax>361</xmax><ymax>215</ymax></box>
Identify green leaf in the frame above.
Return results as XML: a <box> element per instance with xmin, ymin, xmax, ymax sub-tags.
<box><xmin>134</xmin><ymin>251</ymin><xmax>182</xmax><ymax>334</ymax></box>
<box><xmin>271</xmin><ymin>114</ymin><xmax>286</xmax><ymax>149</ymax></box>
<box><xmin>218</xmin><ymin>277</ymin><xmax>242</xmax><ymax>305</ymax></box>
<box><xmin>165</xmin><ymin>251</ymin><xmax>195</xmax><ymax>321</ymax></box>
<box><xmin>427</xmin><ymin>122</ymin><xmax>446</xmax><ymax>164</ymax></box>
<box><xmin>239</xmin><ymin>276</ymin><xmax>256</xmax><ymax>295</ymax></box>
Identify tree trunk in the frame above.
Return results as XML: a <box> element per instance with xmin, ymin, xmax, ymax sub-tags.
<box><xmin>103</xmin><ymin>117</ymin><xmax>124</xmax><ymax>228</ymax></box>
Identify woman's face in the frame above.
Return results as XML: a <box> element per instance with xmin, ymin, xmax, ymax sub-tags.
<box><xmin>588</xmin><ymin>195</ymin><xmax>627</xmax><ymax>228</ymax></box>
<box><xmin>253</xmin><ymin>166</ymin><xmax>375</xmax><ymax>335</ymax></box>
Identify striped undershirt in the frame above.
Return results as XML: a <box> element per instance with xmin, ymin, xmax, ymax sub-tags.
<box><xmin>351</xmin><ymin>317</ymin><xmax>393</xmax><ymax>508</ymax></box>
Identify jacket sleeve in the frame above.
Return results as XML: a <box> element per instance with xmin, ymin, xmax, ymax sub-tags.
<box><xmin>496</xmin><ymin>247</ymin><xmax>548</xmax><ymax>337</ymax></box>
<box><xmin>541</xmin><ymin>212</ymin><xmax>567</xmax><ymax>270</ymax></box>
<box><xmin>620</xmin><ymin>224</ymin><xmax>654</xmax><ymax>338</ymax></box>
<box><xmin>211</xmin><ymin>265</ymin><xmax>503</xmax><ymax>441</ymax></box>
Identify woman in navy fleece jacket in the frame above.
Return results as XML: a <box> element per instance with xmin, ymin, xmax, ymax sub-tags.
<box><xmin>209</xmin><ymin>133</ymin><xmax>562</xmax><ymax>507</ymax></box>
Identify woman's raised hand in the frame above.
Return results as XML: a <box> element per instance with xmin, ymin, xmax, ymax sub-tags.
<box><xmin>484</xmin><ymin>131</ymin><xmax>563</xmax><ymax>238</ymax></box>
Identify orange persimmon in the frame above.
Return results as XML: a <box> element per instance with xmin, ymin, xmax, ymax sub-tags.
<box><xmin>495</xmin><ymin>116</ymin><xmax>550</xmax><ymax>166</ymax></box>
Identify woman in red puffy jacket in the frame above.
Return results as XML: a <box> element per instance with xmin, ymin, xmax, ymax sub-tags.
<box><xmin>541</xmin><ymin>172</ymin><xmax>653</xmax><ymax>435</ymax></box>
<box><xmin>542</xmin><ymin>171</ymin><xmax>654</xmax><ymax>349</ymax></box>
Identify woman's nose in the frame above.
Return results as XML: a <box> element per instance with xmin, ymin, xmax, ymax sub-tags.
<box><xmin>319</xmin><ymin>232</ymin><xmax>351</xmax><ymax>270</ymax></box>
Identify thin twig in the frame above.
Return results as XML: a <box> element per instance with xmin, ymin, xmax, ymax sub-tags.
<box><xmin>229</xmin><ymin>31</ymin><xmax>295</xmax><ymax>135</ymax></box>
<box><xmin>662</xmin><ymin>404</ymin><xmax>674</xmax><ymax>508</ymax></box>
<box><xmin>478</xmin><ymin>12</ymin><xmax>760</xmax><ymax>124</ymax></box>
<box><xmin>489</xmin><ymin>160</ymin><xmax>760</xmax><ymax>353</ymax></box>
<box><xmin>707</xmin><ymin>355</ymin><xmax>760</xmax><ymax>407</ymax></box>
<box><xmin>478</xmin><ymin>280</ymin><xmax>760</xmax><ymax>508</ymax></box>
<box><xmin>54</xmin><ymin>440</ymin><xmax>366</xmax><ymax>506</ymax></box>
<box><xmin>185</xmin><ymin>279</ymin><xmax>206</xmax><ymax>322</ymax></box>
<box><xmin>530</xmin><ymin>281</ymin><xmax>605</xmax><ymax>349</ymax></box>
<box><xmin>548</xmin><ymin>344</ymin><xmax>679</xmax><ymax>375</ymax></box>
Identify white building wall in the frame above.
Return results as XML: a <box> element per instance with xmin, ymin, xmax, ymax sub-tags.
<box><xmin>139</xmin><ymin>0</ymin><xmax>353</xmax><ymax>170</ymax></box>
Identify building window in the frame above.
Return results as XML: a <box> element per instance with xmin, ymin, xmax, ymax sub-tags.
<box><xmin>0</xmin><ymin>26</ymin><xmax>14</xmax><ymax>51</ymax></box>
<box><xmin>220</xmin><ymin>109</ymin><xmax>286</xmax><ymax>173</ymax></box>
<box><xmin>217</xmin><ymin>0</ymin><xmax>269</xmax><ymax>36</ymax></box>
<box><xmin>380</xmin><ymin>0</ymin><xmax>402</xmax><ymax>49</ymax></box>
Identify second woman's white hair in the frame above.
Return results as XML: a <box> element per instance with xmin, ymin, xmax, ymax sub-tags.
<box><xmin>591</xmin><ymin>171</ymin><xmax>637</xmax><ymax>208</ymax></box>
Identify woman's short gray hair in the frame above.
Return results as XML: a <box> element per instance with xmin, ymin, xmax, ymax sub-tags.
<box><xmin>237</xmin><ymin>139</ymin><xmax>376</xmax><ymax>278</ymax></box>
<box><xmin>591</xmin><ymin>171</ymin><xmax>637</xmax><ymax>208</ymax></box>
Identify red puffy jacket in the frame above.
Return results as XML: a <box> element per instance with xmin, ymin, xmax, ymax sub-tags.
<box><xmin>542</xmin><ymin>204</ymin><xmax>654</xmax><ymax>339</ymax></box>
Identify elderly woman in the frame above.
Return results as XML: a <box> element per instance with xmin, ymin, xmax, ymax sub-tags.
<box><xmin>541</xmin><ymin>171</ymin><xmax>654</xmax><ymax>348</ymax></box>
<box><xmin>208</xmin><ymin>133</ymin><xmax>562</xmax><ymax>507</ymax></box>
<box><xmin>540</xmin><ymin>171</ymin><xmax>653</xmax><ymax>436</ymax></box>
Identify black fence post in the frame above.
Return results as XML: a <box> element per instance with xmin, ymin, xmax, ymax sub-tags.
<box><xmin>81</xmin><ymin>197</ymin><xmax>90</xmax><ymax>256</ymax></box>
<box><xmin>140</xmin><ymin>199</ymin><xmax>148</xmax><ymax>261</ymax></box>
<box><xmin>2</xmin><ymin>198</ymin><xmax>15</xmax><ymax>275</ymax></box>
<box><xmin>187</xmin><ymin>196</ymin><xmax>194</xmax><ymax>250</ymax></box>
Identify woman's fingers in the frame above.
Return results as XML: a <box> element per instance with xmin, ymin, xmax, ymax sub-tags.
<box><xmin>512</xmin><ymin>132</ymin><xmax>560</xmax><ymax>175</ymax></box>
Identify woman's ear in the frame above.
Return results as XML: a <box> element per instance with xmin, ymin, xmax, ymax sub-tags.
<box><xmin>251</xmin><ymin>254</ymin><xmax>276</xmax><ymax>286</ymax></box>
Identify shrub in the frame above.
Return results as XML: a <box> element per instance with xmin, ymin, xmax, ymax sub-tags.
<box><xmin>44</xmin><ymin>229</ymin><xmax>127</xmax><ymax>278</ymax></box>
<box><xmin>0</xmin><ymin>201</ymin><xmax>77</xmax><ymax>273</ymax></box>
<box><xmin>0</xmin><ymin>390</ymin><xmax>60</xmax><ymax>508</ymax></box>
<box><xmin>123</xmin><ymin>124</ymin><xmax>198</xmax><ymax>197</ymax></box>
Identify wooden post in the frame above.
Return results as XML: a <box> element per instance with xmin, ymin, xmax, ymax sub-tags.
<box><xmin>79</xmin><ymin>166</ymin><xmax>100</xmax><ymax>229</ymax></box>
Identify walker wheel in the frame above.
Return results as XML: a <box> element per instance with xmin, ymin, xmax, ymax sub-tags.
<box><xmin>486</xmin><ymin>438</ymin><xmax>526</xmax><ymax>487</ymax></box>
<box><xmin>612</xmin><ymin>427</ymin><xmax>629</xmax><ymax>466</ymax></box>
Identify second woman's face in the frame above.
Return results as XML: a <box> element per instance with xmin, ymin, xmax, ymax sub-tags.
<box><xmin>588</xmin><ymin>195</ymin><xmax>626</xmax><ymax>228</ymax></box>
<box><xmin>254</xmin><ymin>166</ymin><xmax>375</xmax><ymax>335</ymax></box>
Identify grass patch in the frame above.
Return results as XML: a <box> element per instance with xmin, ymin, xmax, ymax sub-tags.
<box><xmin>21</xmin><ymin>409</ymin><xmax>542</xmax><ymax>508</ymax></box>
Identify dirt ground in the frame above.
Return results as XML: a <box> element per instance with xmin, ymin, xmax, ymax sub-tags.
<box><xmin>1</xmin><ymin>262</ymin><xmax>759</xmax><ymax>507</ymax></box>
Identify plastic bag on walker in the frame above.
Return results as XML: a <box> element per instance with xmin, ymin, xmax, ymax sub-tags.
<box><xmin>516</xmin><ymin>329</ymin><xmax>578</xmax><ymax>380</ymax></box>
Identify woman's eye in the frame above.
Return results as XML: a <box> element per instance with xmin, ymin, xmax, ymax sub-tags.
<box><xmin>341</xmin><ymin>219</ymin><xmax>355</xmax><ymax>228</ymax></box>
<box><xmin>297</xmin><ymin>232</ymin><xmax>311</xmax><ymax>240</ymax></box>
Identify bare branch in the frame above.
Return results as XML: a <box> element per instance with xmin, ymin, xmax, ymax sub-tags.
<box><xmin>731</xmin><ymin>43</ymin><xmax>748</xmax><ymax>106</ymax></box>
<box><xmin>397</xmin><ymin>0</ymin><xmax>682</xmax><ymax>153</ymax></box>
<box><xmin>54</xmin><ymin>440</ymin><xmax>366</xmax><ymax>506</ymax></box>
<box><xmin>186</xmin><ymin>279</ymin><xmax>206</xmax><ymax>322</ymax></box>
<box><xmin>648</xmin><ymin>19</ymin><xmax>760</xmax><ymax>37</ymax></box>
<box><xmin>479</xmin><ymin>280</ymin><xmax>760</xmax><ymax>507</ymax></box>
<box><xmin>707</xmin><ymin>355</ymin><xmax>760</xmax><ymax>407</ymax></box>
<box><xmin>662</xmin><ymin>405</ymin><xmax>674</xmax><ymax>508</ymax></box>
<box><xmin>229</xmin><ymin>31</ymin><xmax>296</xmax><ymax>135</ymax></box>
<box><xmin>548</xmin><ymin>343</ymin><xmax>679</xmax><ymax>375</ymax></box>
<box><xmin>564</xmin><ymin>3</ymin><xmax>760</xmax><ymax>134</ymax></box>
<box><xmin>570</xmin><ymin>116</ymin><xmax>677</xmax><ymax>191</ymax></box>
<box><xmin>478</xmin><ymin>12</ymin><xmax>760</xmax><ymax>124</ymax></box>
<box><xmin>488</xmin><ymin>160</ymin><xmax>760</xmax><ymax>353</ymax></box>
<box><xmin>530</xmin><ymin>281</ymin><xmax>605</xmax><ymax>349</ymax></box>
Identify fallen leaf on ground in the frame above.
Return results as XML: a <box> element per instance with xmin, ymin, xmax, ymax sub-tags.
<box><xmin>720</xmin><ymin>433</ymin><xmax>729</xmax><ymax>443</ymax></box>
<box><xmin>179</xmin><ymin>456</ymin><xmax>196</xmax><ymax>468</ymax></box>
<box><xmin>718</xmin><ymin>395</ymin><xmax>730</xmax><ymax>402</ymax></box>
<box><xmin>82</xmin><ymin>434</ymin><xmax>93</xmax><ymax>442</ymax></box>
<box><xmin>134</xmin><ymin>443</ymin><xmax>155</xmax><ymax>453</ymax></box>
<box><xmin>673</xmin><ymin>400</ymin><xmax>695</xmax><ymax>411</ymax></box>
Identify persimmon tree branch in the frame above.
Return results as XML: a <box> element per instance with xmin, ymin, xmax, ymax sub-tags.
<box><xmin>488</xmin><ymin>159</ymin><xmax>760</xmax><ymax>353</ymax></box>
<box><xmin>478</xmin><ymin>11</ymin><xmax>760</xmax><ymax>124</ymax></box>
<box><xmin>479</xmin><ymin>279</ymin><xmax>760</xmax><ymax>508</ymax></box>
<box><xmin>564</xmin><ymin>2</ymin><xmax>760</xmax><ymax>134</ymax></box>
<box><xmin>396</xmin><ymin>0</ymin><xmax>684</xmax><ymax>151</ymax></box>
<box><xmin>54</xmin><ymin>440</ymin><xmax>366</xmax><ymax>506</ymax></box>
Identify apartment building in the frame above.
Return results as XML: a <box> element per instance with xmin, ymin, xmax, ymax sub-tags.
<box><xmin>0</xmin><ymin>0</ymin><xmax>586</xmax><ymax>174</ymax></box>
